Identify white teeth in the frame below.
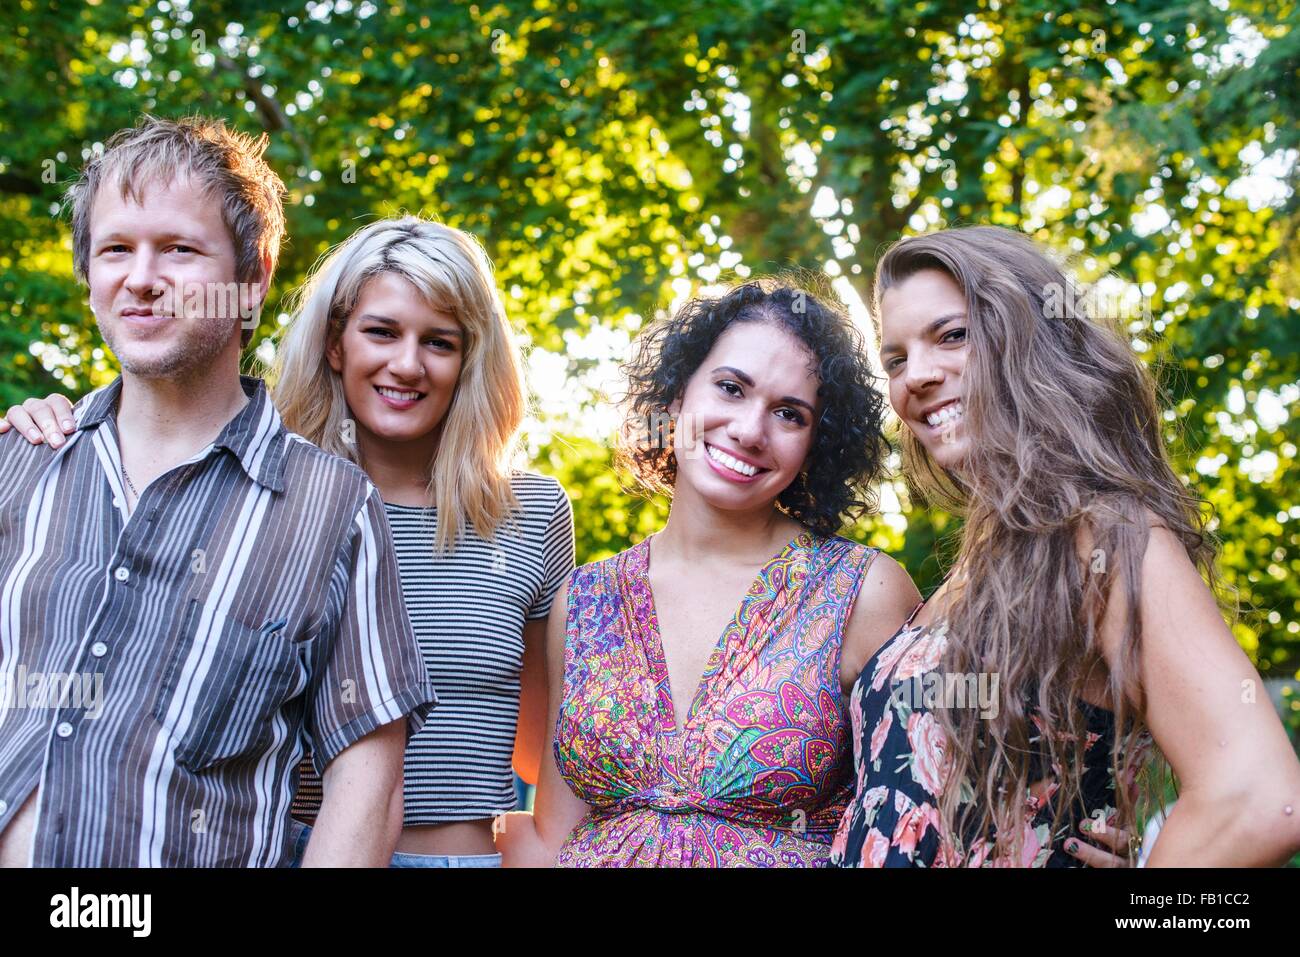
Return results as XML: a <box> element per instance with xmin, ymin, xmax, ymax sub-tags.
<box><xmin>706</xmin><ymin>444</ymin><xmax>759</xmax><ymax>477</ymax></box>
<box><xmin>925</xmin><ymin>400</ymin><xmax>964</xmax><ymax>428</ymax></box>
<box><xmin>378</xmin><ymin>387</ymin><xmax>422</xmax><ymax>401</ymax></box>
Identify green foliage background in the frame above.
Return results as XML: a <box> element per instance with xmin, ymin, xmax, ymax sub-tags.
<box><xmin>2</xmin><ymin>1</ymin><xmax>1297</xmax><ymax>740</ymax></box>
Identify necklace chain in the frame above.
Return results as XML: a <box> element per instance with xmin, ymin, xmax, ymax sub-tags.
<box><xmin>120</xmin><ymin>461</ymin><xmax>139</xmax><ymax>499</ymax></box>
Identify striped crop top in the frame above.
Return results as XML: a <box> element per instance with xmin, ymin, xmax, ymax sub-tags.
<box><xmin>293</xmin><ymin>471</ymin><xmax>575</xmax><ymax>824</ymax></box>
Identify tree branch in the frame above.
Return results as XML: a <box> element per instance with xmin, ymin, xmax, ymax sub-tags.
<box><xmin>210</xmin><ymin>51</ymin><xmax>314</xmax><ymax>174</ymax></box>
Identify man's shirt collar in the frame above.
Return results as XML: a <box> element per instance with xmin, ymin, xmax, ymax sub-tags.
<box><xmin>77</xmin><ymin>375</ymin><xmax>288</xmax><ymax>493</ymax></box>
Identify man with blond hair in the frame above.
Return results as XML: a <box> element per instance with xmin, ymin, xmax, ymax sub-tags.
<box><xmin>0</xmin><ymin>115</ymin><xmax>436</xmax><ymax>867</ymax></box>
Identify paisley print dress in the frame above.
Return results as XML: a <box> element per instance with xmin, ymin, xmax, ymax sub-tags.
<box><xmin>553</xmin><ymin>530</ymin><xmax>876</xmax><ymax>866</ymax></box>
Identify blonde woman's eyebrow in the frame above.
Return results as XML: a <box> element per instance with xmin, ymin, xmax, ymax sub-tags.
<box><xmin>357</xmin><ymin>313</ymin><xmax>463</xmax><ymax>337</ymax></box>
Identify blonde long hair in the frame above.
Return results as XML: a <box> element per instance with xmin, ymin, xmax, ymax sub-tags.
<box><xmin>269</xmin><ymin>216</ymin><xmax>526</xmax><ymax>551</ymax></box>
<box><xmin>874</xmin><ymin>225</ymin><xmax>1222</xmax><ymax>864</ymax></box>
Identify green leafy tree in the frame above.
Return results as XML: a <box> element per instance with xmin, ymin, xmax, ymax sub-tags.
<box><xmin>2</xmin><ymin>0</ymin><xmax>1296</xmax><ymax>702</ymax></box>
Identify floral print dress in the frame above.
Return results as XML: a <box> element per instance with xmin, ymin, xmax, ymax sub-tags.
<box><xmin>553</xmin><ymin>531</ymin><xmax>875</xmax><ymax>867</ymax></box>
<box><xmin>830</xmin><ymin>600</ymin><xmax>1150</xmax><ymax>867</ymax></box>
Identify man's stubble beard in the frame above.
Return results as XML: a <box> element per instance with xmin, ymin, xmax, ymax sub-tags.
<box><xmin>97</xmin><ymin>313</ymin><xmax>241</xmax><ymax>381</ymax></box>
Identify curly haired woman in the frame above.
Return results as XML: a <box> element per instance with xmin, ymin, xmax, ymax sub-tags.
<box><xmin>495</xmin><ymin>277</ymin><xmax>921</xmax><ymax>866</ymax></box>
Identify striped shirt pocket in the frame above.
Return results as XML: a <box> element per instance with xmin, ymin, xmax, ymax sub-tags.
<box><xmin>152</xmin><ymin>601</ymin><xmax>309</xmax><ymax>772</ymax></box>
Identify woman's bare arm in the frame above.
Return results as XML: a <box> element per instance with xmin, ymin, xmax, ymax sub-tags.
<box><xmin>1100</xmin><ymin>525</ymin><xmax>1300</xmax><ymax>866</ymax></box>
<box><xmin>511</xmin><ymin>617</ymin><xmax>548</xmax><ymax>786</ymax></box>
<box><xmin>496</xmin><ymin>579</ymin><xmax>591</xmax><ymax>866</ymax></box>
<box><xmin>839</xmin><ymin>550</ymin><xmax>920</xmax><ymax>695</ymax></box>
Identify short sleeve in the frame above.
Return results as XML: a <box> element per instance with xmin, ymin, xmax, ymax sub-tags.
<box><xmin>526</xmin><ymin>478</ymin><xmax>576</xmax><ymax>621</ymax></box>
<box><xmin>305</xmin><ymin>484</ymin><xmax>438</xmax><ymax>773</ymax></box>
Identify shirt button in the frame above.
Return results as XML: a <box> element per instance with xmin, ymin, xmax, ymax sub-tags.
<box><xmin>113</xmin><ymin>567</ymin><xmax>130</xmax><ymax>582</ymax></box>
<box><xmin>113</xmin><ymin>497</ymin><xmax>123</xmax><ymax>509</ymax></box>
<box><xmin>56</xmin><ymin>722</ymin><xmax>74</xmax><ymax>738</ymax></box>
<box><xmin>0</xmin><ymin>799</ymin><xmax>8</xmax><ymax>816</ymax></box>
<box><xmin>90</xmin><ymin>641</ymin><xmax>108</xmax><ymax>658</ymax></box>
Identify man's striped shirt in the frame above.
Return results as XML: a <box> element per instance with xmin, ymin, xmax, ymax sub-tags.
<box><xmin>0</xmin><ymin>375</ymin><xmax>436</xmax><ymax>866</ymax></box>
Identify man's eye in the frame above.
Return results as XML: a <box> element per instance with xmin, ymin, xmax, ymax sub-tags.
<box><xmin>170</xmin><ymin>245</ymin><xmax>197</xmax><ymax>254</ymax></box>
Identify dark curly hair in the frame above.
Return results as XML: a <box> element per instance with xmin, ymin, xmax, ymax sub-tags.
<box><xmin>616</xmin><ymin>276</ymin><xmax>889</xmax><ymax>536</ymax></box>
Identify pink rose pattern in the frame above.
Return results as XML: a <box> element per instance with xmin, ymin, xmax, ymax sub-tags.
<box><xmin>905</xmin><ymin>710</ymin><xmax>952</xmax><ymax>796</ymax></box>
<box><xmin>829</xmin><ymin>611</ymin><xmax>1152</xmax><ymax>868</ymax></box>
<box><xmin>868</xmin><ymin>708</ymin><xmax>892</xmax><ymax>765</ymax></box>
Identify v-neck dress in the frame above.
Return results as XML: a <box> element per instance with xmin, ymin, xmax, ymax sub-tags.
<box><xmin>553</xmin><ymin>530</ymin><xmax>878</xmax><ymax>867</ymax></box>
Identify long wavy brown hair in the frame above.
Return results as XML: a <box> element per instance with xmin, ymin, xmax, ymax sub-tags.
<box><xmin>874</xmin><ymin>225</ymin><xmax>1225</xmax><ymax>864</ymax></box>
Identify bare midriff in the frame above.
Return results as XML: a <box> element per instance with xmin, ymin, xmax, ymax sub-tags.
<box><xmin>395</xmin><ymin>818</ymin><xmax>497</xmax><ymax>856</ymax></box>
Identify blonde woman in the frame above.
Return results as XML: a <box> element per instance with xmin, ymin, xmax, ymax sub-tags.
<box><xmin>6</xmin><ymin>216</ymin><xmax>575</xmax><ymax>867</ymax></box>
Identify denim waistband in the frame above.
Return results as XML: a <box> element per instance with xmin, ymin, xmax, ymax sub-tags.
<box><xmin>286</xmin><ymin>819</ymin><xmax>501</xmax><ymax>868</ymax></box>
